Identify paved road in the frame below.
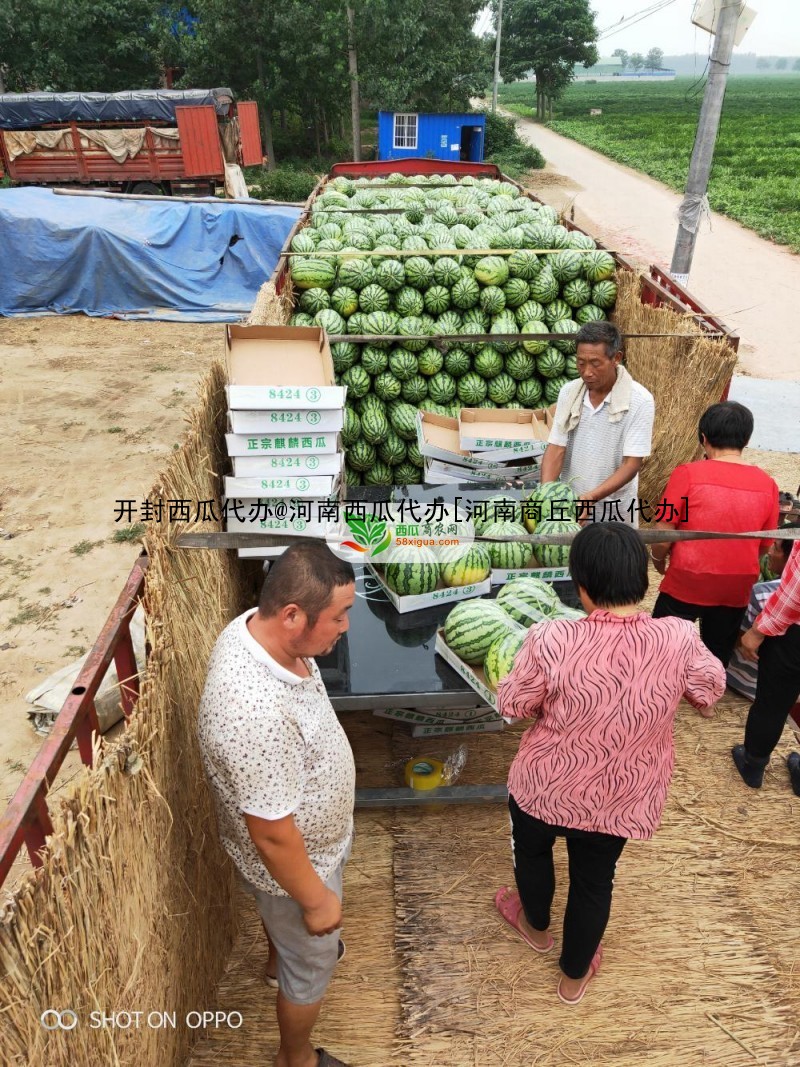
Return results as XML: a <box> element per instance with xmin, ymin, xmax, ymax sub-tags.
<box><xmin>514</xmin><ymin>117</ymin><xmax>800</xmax><ymax>383</ymax></box>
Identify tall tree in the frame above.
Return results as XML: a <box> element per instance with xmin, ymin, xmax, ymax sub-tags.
<box><xmin>629</xmin><ymin>52</ymin><xmax>645</xmax><ymax>72</ymax></box>
<box><xmin>645</xmin><ymin>47</ymin><xmax>663</xmax><ymax>71</ymax></box>
<box><xmin>612</xmin><ymin>47</ymin><xmax>629</xmax><ymax>70</ymax></box>
<box><xmin>0</xmin><ymin>0</ymin><xmax>162</xmax><ymax>91</ymax></box>
<box><xmin>775</xmin><ymin>57</ymin><xmax>787</xmax><ymax>70</ymax></box>
<box><xmin>499</xmin><ymin>0</ymin><xmax>598</xmax><ymax>119</ymax></box>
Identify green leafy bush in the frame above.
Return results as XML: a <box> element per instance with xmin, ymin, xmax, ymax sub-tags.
<box><xmin>249</xmin><ymin>166</ymin><xmax>320</xmax><ymax>203</ymax></box>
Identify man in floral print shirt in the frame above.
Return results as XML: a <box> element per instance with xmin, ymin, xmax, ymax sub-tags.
<box><xmin>199</xmin><ymin>542</ymin><xmax>356</xmax><ymax>1067</ymax></box>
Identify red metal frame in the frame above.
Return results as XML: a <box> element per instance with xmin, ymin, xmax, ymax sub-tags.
<box><xmin>0</xmin><ymin>554</ymin><xmax>148</xmax><ymax>888</ymax></box>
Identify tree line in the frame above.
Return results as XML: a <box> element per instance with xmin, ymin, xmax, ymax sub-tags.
<box><xmin>0</xmin><ymin>0</ymin><xmax>603</xmax><ymax>162</ymax></box>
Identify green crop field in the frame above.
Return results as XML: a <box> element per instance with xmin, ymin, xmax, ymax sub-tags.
<box><xmin>499</xmin><ymin>77</ymin><xmax>800</xmax><ymax>253</ymax></box>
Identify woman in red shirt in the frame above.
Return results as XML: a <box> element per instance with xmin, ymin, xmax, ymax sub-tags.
<box><xmin>496</xmin><ymin>524</ymin><xmax>724</xmax><ymax>1005</ymax></box>
<box><xmin>650</xmin><ymin>402</ymin><xmax>779</xmax><ymax>666</ymax></box>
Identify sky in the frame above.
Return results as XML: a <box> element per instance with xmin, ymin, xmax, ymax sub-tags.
<box><xmin>477</xmin><ymin>2</ymin><xmax>800</xmax><ymax>57</ymax></box>
<box><xmin>588</xmin><ymin>1</ymin><xmax>799</xmax><ymax>57</ymax></box>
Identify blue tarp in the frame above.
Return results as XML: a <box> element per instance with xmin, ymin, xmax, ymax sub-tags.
<box><xmin>0</xmin><ymin>188</ymin><xmax>301</xmax><ymax>322</ymax></box>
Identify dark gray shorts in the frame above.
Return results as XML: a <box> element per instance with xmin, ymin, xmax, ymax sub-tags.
<box><xmin>243</xmin><ymin>852</ymin><xmax>347</xmax><ymax>1005</ymax></box>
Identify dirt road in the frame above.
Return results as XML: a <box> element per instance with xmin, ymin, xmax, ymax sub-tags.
<box><xmin>515</xmin><ymin>118</ymin><xmax>800</xmax><ymax>381</ymax></box>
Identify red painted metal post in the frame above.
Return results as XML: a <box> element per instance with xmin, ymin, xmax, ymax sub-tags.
<box><xmin>114</xmin><ymin>626</ymin><xmax>140</xmax><ymax>719</ymax></box>
<box><xmin>0</xmin><ymin>554</ymin><xmax>148</xmax><ymax>888</ymax></box>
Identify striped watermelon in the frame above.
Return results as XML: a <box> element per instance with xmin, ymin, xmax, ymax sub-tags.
<box><xmin>433</xmin><ymin>257</ymin><xmax>462</xmax><ymax>287</ymax></box>
<box><xmin>341</xmin><ymin>406</ymin><xmax>361</xmax><ymax>447</ymax></box>
<box><xmin>444</xmin><ymin>347</ymin><xmax>471</xmax><ymax>378</ymax></box>
<box><xmin>341</xmin><ymin>364</ymin><xmax>371</xmax><ymax>398</ymax></box>
<box><xmin>505</xmin><ymin>349</ymin><xmax>535</xmax><ymax>381</ymax></box>
<box><xmin>508</xmin><ymin>249</ymin><xmax>541</xmax><ymax>281</ymax></box>
<box><xmin>550</xmin><ymin>319</ymin><xmax>580</xmax><ymax>354</ymax></box>
<box><xmin>529</xmin><ymin>268</ymin><xmax>559</xmax><ymax>304</ymax></box>
<box><xmin>437</xmin><ymin>310</ymin><xmax>463</xmax><ymax>336</ymax></box>
<box><xmin>562</xmin><ymin>278</ymin><xmax>592</xmax><ymax>309</ymax></box>
<box><xmin>520</xmin><ymin>320</ymin><xmax>550</xmax><ymax>355</ymax></box>
<box><xmin>428</xmin><ymin>371</ymin><xmax>457</xmax><ymax>404</ymax></box>
<box><xmin>452</xmin><ymin>274</ymin><xmax>481</xmax><ymax>309</ymax></box>
<box><xmin>417</xmin><ymin>346</ymin><xmax>444</xmax><ymax>376</ymax></box>
<box><xmin>364</xmin><ymin>461</ymin><xmax>393</xmax><ymax>485</ymax></box>
<box><xmin>373</xmin><ymin>371</ymin><xmax>403</xmax><ymax>401</ymax></box>
<box><xmin>576</xmin><ymin>303</ymin><xmax>607</xmax><ymax>325</ymax></box>
<box><xmin>528</xmin><ymin>481</ymin><xmax>578</xmax><ymax>524</ymax></box>
<box><xmin>474</xmin><ymin>346</ymin><xmax>504</xmax><ymax>379</ymax></box>
<box><xmin>535</xmin><ymin>519</ymin><xmax>581</xmax><ymax>568</ymax></box>
<box><xmin>583</xmin><ymin>250</ymin><xmax>616</xmax><ymax>282</ymax></box>
<box><xmin>291</xmin><ymin>231</ymin><xmax>318</xmax><ymax>253</ymax></box>
<box><xmin>314</xmin><ymin>308</ymin><xmax>346</xmax><ymax>335</ymax></box>
<box><xmin>291</xmin><ymin>258</ymin><xmax>337</xmax><ymax>290</ymax></box>
<box><xmin>359</xmin><ymin>283</ymin><xmax>391</xmax><ymax>313</ymax></box>
<box><xmin>474</xmin><ymin>256</ymin><xmax>510</xmax><ymax>286</ymax></box>
<box><xmin>484</xmin><ymin>630</ymin><xmax>526</xmax><ymax>690</ymax></box>
<box><xmin>424</xmin><ymin>285</ymin><xmax>451</xmax><ymax>315</ymax></box>
<box><xmin>331</xmin><ymin>341</ymin><xmax>359</xmax><ymax>373</ymax></box>
<box><xmin>331</xmin><ymin>286</ymin><xmax>359</xmax><ymax>317</ymax></box>
<box><xmin>397</xmin><ymin>316</ymin><xmax>428</xmax><ymax>352</ymax></box>
<box><xmin>475</xmin><ymin>495</ymin><xmax>524</xmax><ymax>534</ymax></box>
<box><xmin>457</xmin><ymin>371</ymin><xmax>488</xmax><ymax>405</ymax></box>
<box><xmin>441</xmin><ymin>544</ymin><xmax>491</xmax><ymax>588</ymax></box>
<box><xmin>362</xmin><ymin>310</ymin><xmax>397</xmax><ymax>348</ymax></box>
<box><xmin>550</xmin><ymin>250</ymin><xmax>583</xmax><ymax>283</ymax></box>
<box><xmin>490</xmin><ymin>314</ymin><xmax>519</xmax><ymax>354</ymax></box>
<box><xmin>393</xmin><ymin>462</ymin><xmax>420</xmax><ymax>486</ymax></box>
<box><xmin>384</xmin><ymin>547</ymin><xmax>440</xmax><ymax>595</ymax></box>
<box><xmin>337</xmin><ymin>259</ymin><xmax>376</xmax><ymax>291</ymax></box>
<box><xmin>347</xmin><ymin>439</ymin><xmax>377</xmax><ymax>472</ymax></box>
<box><xmin>394</xmin><ymin>286</ymin><xmax>425</xmax><ymax>317</ymax></box>
<box><xmin>591</xmin><ymin>280</ymin><xmax>618</xmax><ymax>309</ymax></box>
<box><xmin>290</xmin><ymin>312</ymin><xmax>314</xmax><ymax>327</ymax></box>
<box><xmin>378</xmin><ymin>430</ymin><xmax>407</xmax><ymax>466</ymax></box>
<box><xmin>515</xmin><ymin>299</ymin><xmax>546</xmax><ymax>327</ymax></box>
<box><xmin>299</xmin><ymin>287</ymin><xmax>330</xmax><ymax>315</ymax></box>
<box><xmin>361</xmin><ymin>346</ymin><xmax>389</xmax><ymax>376</ymax></box>
<box><xmin>373</xmin><ymin>258</ymin><xmax>405</xmax><ymax>291</ymax></box>
<box><xmin>515</xmin><ymin>377</ymin><xmax>543</xmax><ymax>407</ymax></box>
<box><xmin>536</xmin><ymin>347</ymin><xmax>566</xmax><ymax>379</ymax></box>
<box><xmin>360</xmin><ymin>404</ymin><xmax>390</xmax><ymax>445</ymax></box>
<box><xmin>543</xmin><ymin>299</ymin><xmax>572</xmax><ymax>327</ymax></box>
<box><xmin>545</xmin><ymin>375</ymin><xmax>571</xmax><ymax>404</ymax></box>
<box><xmin>388</xmin><ymin>402</ymin><xmax>419</xmax><ymax>441</ymax></box>
<box><xmin>482</xmin><ymin>521</ymin><xmax>533</xmax><ymax>570</ymax></box>
<box><xmin>488</xmin><ymin>372</ymin><xmax>517</xmax><ymax>405</ymax></box>
<box><xmin>389</xmin><ymin>349</ymin><xmax>419</xmax><ymax>381</ymax></box>
<box><xmin>401</xmin><ymin>375</ymin><xmax>427</xmax><ymax>404</ymax></box>
<box><xmin>444</xmin><ymin>599</ymin><xmax>517</xmax><ymax>665</ymax></box>
<box><xmin>406</xmin><ymin>441</ymin><xmax>425</xmax><ymax>469</ymax></box>
<box><xmin>405</xmin><ymin>257</ymin><xmax>434</xmax><ymax>289</ymax></box>
<box><xmin>497</xmin><ymin>577</ymin><xmax>560</xmax><ymax>625</ymax></box>
<box><xmin>480</xmin><ymin>286</ymin><xmax>507</xmax><ymax>315</ymax></box>
<box><xmin>503</xmin><ymin>278</ymin><xmax>530</xmax><ymax>308</ymax></box>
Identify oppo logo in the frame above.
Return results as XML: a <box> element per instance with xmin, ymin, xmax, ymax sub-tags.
<box><xmin>40</xmin><ymin>1009</ymin><xmax>78</xmax><ymax>1031</ymax></box>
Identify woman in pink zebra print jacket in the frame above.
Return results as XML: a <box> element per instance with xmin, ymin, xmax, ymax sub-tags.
<box><xmin>495</xmin><ymin>523</ymin><xmax>725</xmax><ymax>1005</ymax></box>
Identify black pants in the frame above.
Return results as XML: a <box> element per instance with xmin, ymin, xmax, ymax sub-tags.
<box><xmin>743</xmin><ymin>624</ymin><xmax>800</xmax><ymax>759</ymax></box>
<box><xmin>652</xmin><ymin>591</ymin><xmax>746</xmax><ymax>667</ymax></box>
<box><xmin>509</xmin><ymin>795</ymin><xmax>627</xmax><ymax>980</ymax></box>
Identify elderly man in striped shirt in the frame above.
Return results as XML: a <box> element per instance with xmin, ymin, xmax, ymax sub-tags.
<box><xmin>732</xmin><ymin>536</ymin><xmax>800</xmax><ymax>794</ymax></box>
<box><xmin>540</xmin><ymin>321</ymin><xmax>655</xmax><ymax>526</ymax></box>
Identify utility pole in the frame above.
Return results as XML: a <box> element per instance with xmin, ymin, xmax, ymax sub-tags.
<box><xmin>670</xmin><ymin>0</ymin><xmax>741</xmax><ymax>283</ymax></box>
<box><xmin>347</xmin><ymin>5</ymin><xmax>361</xmax><ymax>162</ymax></box>
<box><xmin>492</xmin><ymin>0</ymin><xmax>504</xmax><ymax>113</ymax></box>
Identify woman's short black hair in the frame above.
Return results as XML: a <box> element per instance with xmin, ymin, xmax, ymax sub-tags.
<box><xmin>698</xmin><ymin>401</ymin><xmax>754</xmax><ymax>450</ymax></box>
<box><xmin>569</xmin><ymin>522</ymin><xmax>648</xmax><ymax>607</ymax></box>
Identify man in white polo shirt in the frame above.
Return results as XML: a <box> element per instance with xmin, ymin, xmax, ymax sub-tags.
<box><xmin>198</xmin><ymin>542</ymin><xmax>356</xmax><ymax>1067</ymax></box>
<box><xmin>540</xmin><ymin>321</ymin><xmax>655</xmax><ymax>526</ymax></box>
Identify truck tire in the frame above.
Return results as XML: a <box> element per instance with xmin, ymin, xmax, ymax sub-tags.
<box><xmin>130</xmin><ymin>182</ymin><xmax>163</xmax><ymax>195</ymax></box>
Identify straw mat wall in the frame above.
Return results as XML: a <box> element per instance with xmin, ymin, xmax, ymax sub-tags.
<box><xmin>0</xmin><ymin>362</ymin><xmax>244</xmax><ymax>1067</ymax></box>
<box><xmin>612</xmin><ymin>270</ymin><xmax>739</xmax><ymax>512</ymax></box>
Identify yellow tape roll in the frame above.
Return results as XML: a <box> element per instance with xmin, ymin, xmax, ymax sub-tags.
<box><xmin>404</xmin><ymin>757</ymin><xmax>445</xmax><ymax>791</ymax></box>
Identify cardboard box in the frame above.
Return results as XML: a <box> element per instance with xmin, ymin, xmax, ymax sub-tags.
<box><xmin>435</xmin><ymin>630</ymin><xmax>498</xmax><ymax>710</ymax></box>
<box><xmin>417</xmin><ymin>412</ymin><xmax>533</xmax><ymax>470</ymax></box>
<box><xmin>232</xmin><ymin>453</ymin><xmax>343</xmax><ymax>477</ymax></box>
<box><xmin>225</xmin><ymin>325</ymin><xmax>346</xmax><ymax>410</ymax></box>
<box><xmin>225</xmin><ymin>432</ymin><xmax>339</xmax><ymax>456</ymax></box>
<box><xmin>490</xmin><ymin>564</ymin><xmax>571</xmax><ymax>586</ymax></box>
<box><xmin>229</xmin><ymin>408</ymin><xmax>344</xmax><ymax>434</ymax></box>
<box><xmin>364</xmin><ymin>559</ymin><xmax>491</xmax><ymax>615</ymax></box>
<box><xmin>425</xmin><ymin>457</ymin><xmax>540</xmax><ymax>485</ymax></box>
<box><xmin>225</xmin><ymin>475</ymin><xmax>339</xmax><ymax>499</ymax></box>
<box><xmin>458</xmin><ymin>408</ymin><xmax>552</xmax><ymax>458</ymax></box>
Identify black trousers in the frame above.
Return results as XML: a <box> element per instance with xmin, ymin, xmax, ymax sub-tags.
<box><xmin>743</xmin><ymin>624</ymin><xmax>800</xmax><ymax>759</ymax></box>
<box><xmin>652</xmin><ymin>590</ymin><xmax>746</xmax><ymax>667</ymax></box>
<box><xmin>509</xmin><ymin>795</ymin><xmax>627</xmax><ymax>980</ymax></box>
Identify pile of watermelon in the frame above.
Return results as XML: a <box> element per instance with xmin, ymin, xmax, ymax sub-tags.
<box><xmin>474</xmin><ymin>487</ymin><xmax>582</xmax><ymax>571</ymax></box>
<box><xmin>381</xmin><ymin>542</ymin><xmax>492</xmax><ymax>596</ymax></box>
<box><xmin>443</xmin><ymin>576</ymin><xmax>585</xmax><ymax>691</ymax></box>
<box><xmin>286</xmin><ymin>173</ymin><xmax>618</xmax><ymax>487</ymax></box>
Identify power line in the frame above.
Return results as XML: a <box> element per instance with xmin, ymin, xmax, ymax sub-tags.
<box><xmin>597</xmin><ymin>0</ymin><xmax>678</xmax><ymax>44</ymax></box>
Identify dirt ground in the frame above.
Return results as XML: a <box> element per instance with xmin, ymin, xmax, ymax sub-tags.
<box><xmin>0</xmin><ymin>318</ymin><xmax>221</xmax><ymax>821</ymax></box>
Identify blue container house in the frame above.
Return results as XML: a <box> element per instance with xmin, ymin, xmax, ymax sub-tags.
<box><xmin>377</xmin><ymin>111</ymin><xmax>485</xmax><ymax>163</ymax></box>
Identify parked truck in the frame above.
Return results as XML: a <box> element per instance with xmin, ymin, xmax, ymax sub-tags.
<box><xmin>0</xmin><ymin>87</ymin><xmax>263</xmax><ymax>197</ymax></box>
